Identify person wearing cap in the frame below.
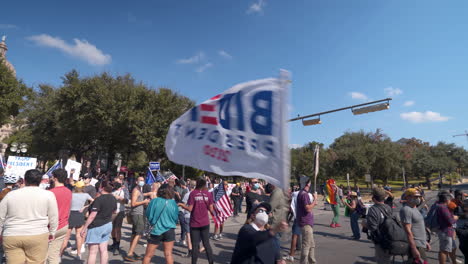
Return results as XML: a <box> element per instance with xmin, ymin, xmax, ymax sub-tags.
<box><xmin>383</xmin><ymin>186</ymin><xmax>394</xmax><ymax>208</ymax></box>
<box><xmin>366</xmin><ymin>188</ymin><xmax>393</xmax><ymax>264</ymax></box>
<box><xmin>343</xmin><ymin>191</ymin><xmax>360</xmax><ymax>240</ymax></box>
<box><xmin>400</xmin><ymin>188</ymin><xmax>430</xmax><ymax>263</ymax></box>
<box><xmin>231</xmin><ymin>202</ymin><xmax>288</xmax><ymax>264</ymax></box>
<box><xmin>436</xmin><ymin>191</ymin><xmax>459</xmax><ymax>264</ymax></box>
<box><xmin>48</xmin><ymin>168</ymin><xmax>72</xmax><ymax>264</ymax></box>
<box><xmin>61</xmin><ymin>180</ymin><xmax>94</xmax><ymax>259</ymax></box>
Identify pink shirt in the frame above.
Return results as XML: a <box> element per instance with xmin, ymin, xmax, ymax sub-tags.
<box><xmin>187</xmin><ymin>189</ymin><xmax>214</xmax><ymax>228</ymax></box>
<box><xmin>50</xmin><ymin>186</ymin><xmax>72</xmax><ymax>230</ymax></box>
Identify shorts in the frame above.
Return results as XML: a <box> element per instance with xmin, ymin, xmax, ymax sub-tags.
<box><xmin>86</xmin><ymin>222</ymin><xmax>112</xmax><ymax>244</ymax></box>
<box><xmin>147</xmin><ymin>229</ymin><xmax>175</xmax><ymax>245</ymax></box>
<box><xmin>112</xmin><ymin>211</ymin><xmax>125</xmax><ymax>229</ymax></box>
<box><xmin>131</xmin><ymin>214</ymin><xmax>145</xmax><ymax>235</ymax></box>
<box><xmin>183</xmin><ymin>217</ymin><xmax>190</xmax><ymax>233</ymax></box>
<box><xmin>69</xmin><ymin>211</ymin><xmax>85</xmax><ymax>228</ymax></box>
<box><xmin>292</xmin><ymin>220</ymin><xmax>301</xmax><ymax>235</ymax></box>
<box><xmin>438</xmin><ymin>231</ymin><xmax>457</xmax><ymax>252</ymax></box>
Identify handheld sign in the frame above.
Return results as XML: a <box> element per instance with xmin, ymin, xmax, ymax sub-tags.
<box><xmin>6</xmin><ymin>156</ymin><xmax>37</xmax><ymax>178</ymax></box>
<box><xmin>165</xmin><ymin>73</ymin><xmax>291</xmax><ymax>189</ymax></box>
<box><xmin>149</xmin><ymin>162</ymin><xmax>160</xmax><ymax>171</ymax></box>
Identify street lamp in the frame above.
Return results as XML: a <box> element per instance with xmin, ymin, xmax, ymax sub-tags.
<box><xmin>302</xmin><ymin>117</ymin><xmax>322</xmax><ymax>126</ymax></box>
<box><xmin>288</xmin><ymin>98</ymin><xmax>392</xmax><ymax>126</ymax></box>
<box><xmin>9</xmin><ymin>142</ymin><xmax>27</xmax><ymax>155</ymax></box>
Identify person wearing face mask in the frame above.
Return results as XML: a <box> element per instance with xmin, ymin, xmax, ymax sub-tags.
<box><xmin>245</xmin><ymin>179</ymin><xmax>267</xmax><ymax>220</ymax></box>
<box><xmin>124</xmin><ymin>176</ymin><xmax>153</xmax><ymax>262</ymax></box>
<box><xmin>297</xmin><ymin>178</ymin><xmax>318</xmax><ymax>264</ymax></box>
<box><xmin>0</xmin><ymin>174</ymin><xmax>18</xmax><ymax>201</ymax></box>
<box><xmin>400</xmin><ymin>188</ymin><xmax>430</xmax><ymax>264</ymax></box>
<box><xmin>231</xmin><ymin>202</ymin><xmax>288</xmax><ymax>264</ymax></box>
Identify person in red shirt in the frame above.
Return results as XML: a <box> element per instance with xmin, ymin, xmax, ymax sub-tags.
<box><xmin>48</xmin><ymin>168</ymin><xmax>72</xmax><ymax>264</ymax></box>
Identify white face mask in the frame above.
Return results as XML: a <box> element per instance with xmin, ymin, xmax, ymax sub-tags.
<box><xmin>138</xmin><ymin>181</ymin><xmax>145</xmax><ymax>187</ymax></box>
<box><xmin>255</xmin><ymin>211</ymin><xmax>269</xmax><ymax>226</ymax></box>
<box><xmin>39</xmin><ymin>183</ymin><xmax>49</xmax><ymax>190</ymax></box>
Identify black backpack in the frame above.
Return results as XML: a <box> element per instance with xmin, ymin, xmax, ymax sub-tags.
<box><xmin>377</xmin><ymin>206</ymin><xmax>409</xmax><ymax>256</ymax></box>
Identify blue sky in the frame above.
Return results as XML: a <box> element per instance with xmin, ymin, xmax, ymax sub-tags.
<box><xmin>1</xmin><ymin>0</ymin><xmax>468</xmax><ymax>148</ymax></box>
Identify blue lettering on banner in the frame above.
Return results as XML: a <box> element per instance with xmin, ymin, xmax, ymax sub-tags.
<box><xmin>175</xmin><ymin>89</ymin><xmax>277</xmax><ymax>157</ymax></box>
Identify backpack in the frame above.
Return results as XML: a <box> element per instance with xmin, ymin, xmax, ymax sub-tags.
<box><xmin>377</xmin><ymin>206</ymin><xmax>409</xmax><ymax>256</ymax></box>
<box><xmin>424</xmin><ymin>203</ymin><xmax>440</xmax><ymax>232</ymax></box>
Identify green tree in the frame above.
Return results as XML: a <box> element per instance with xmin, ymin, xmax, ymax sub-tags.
<box><xmin>0</xmin><ymin>59</ymin><xmax>31</xmax><ymax>126</ymax></box>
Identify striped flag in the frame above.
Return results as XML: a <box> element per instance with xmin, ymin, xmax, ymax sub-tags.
<box><xmin>45</xmin><ymin>160</ymin><xmax>62</xmax><ymax>177</ymax></box>
<box><xmin>212</xmin><ymin>179</ymin><xmax>233</xmax><ymax>226</ymax></box>
<box><xmin>162</xmin><ymin>171</ymin><xmax>178</xmax><ymax>184</ymax></box>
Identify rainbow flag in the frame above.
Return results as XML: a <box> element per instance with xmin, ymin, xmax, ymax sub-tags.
<box><xmin>325</xmin><ymin>179</ymin><xmax>337</xmax><ymax>205</ymax></box>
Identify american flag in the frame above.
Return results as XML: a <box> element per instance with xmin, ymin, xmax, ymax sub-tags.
<box><xmin>155</xmin><ymin>171</ymin><xmax>165</xmax><ymax>182</ymax></box>
<box><xmin>212</xmin><ymin>179</ymin><xmax>233</xmax><ymax>226</ymax></box>
<box><xmin>162</xmin><ymin>171</ymin><xmax>178</xmax><ymax>184</ymax></box>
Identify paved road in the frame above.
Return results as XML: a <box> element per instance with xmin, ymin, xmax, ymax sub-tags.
<box><xmin>61</xmin><ymin>185</ymin><xmax>468</xmax><ymax>263</ymax></box>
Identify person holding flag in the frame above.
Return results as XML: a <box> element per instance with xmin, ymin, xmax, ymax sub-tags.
<box><xmin>211</xmin><ymin>180</ymin><xmax>233</xmax><ymax>240</ymax></box>
<box><xmin>178</xmin><ymin>178</ymin><xmax>215</xmax><ymax>264</ymax></box>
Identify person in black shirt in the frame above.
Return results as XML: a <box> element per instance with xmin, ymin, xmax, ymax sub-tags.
<box><xmin>81</xmin><ymin>181</ymin><xmax>117</xmax><ymax>264</ymax></box>
<box><xmin>231</xmin><ymin>202</ymin><xmax>288</xmax><ymax>264</ymax></box>
<box><xmin>231</xmin><ymin>183</ymin><xmax>243</xmax><ymax>217</ymax></box>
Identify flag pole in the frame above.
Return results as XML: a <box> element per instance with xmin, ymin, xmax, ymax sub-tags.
<box><xmin>279</xmin><ymin>69</ymin><xmax>291</xmax><ymax>191</ymax></box>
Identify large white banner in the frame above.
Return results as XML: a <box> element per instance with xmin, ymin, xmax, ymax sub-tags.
<box><xmin>165</xmin><ymin>75</ymin><xmax>290</xmax><ymax>189</ymax></box>
<box><xmin>5</xmin><ymin>156</ymin><xmax>37</xmax><ymax>178</ymax></box>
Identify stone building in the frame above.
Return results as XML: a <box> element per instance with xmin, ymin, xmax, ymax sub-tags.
<box><xmin>0</xmin><ymin>36</ymin><xmax>17</xmax><ymax>155</ymax></box>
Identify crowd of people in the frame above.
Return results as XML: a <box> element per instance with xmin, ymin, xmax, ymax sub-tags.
<box><xmin>1</xmin><ymin>164</ymin><xmax>468</xmax><ymax>264</ymax></box>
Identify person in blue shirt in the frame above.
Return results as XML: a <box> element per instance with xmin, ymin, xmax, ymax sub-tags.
<box><xmin>142</xmin><ymin>185</ymin><xmax>179</xmax><ymax>264</ymax></box>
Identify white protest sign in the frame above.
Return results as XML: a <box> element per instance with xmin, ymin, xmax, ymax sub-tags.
<box><xmin>165</xmin><ymin>74</ymin><xmax>291</xmax><ymax>189</ymax></box>
<box><xmin>65</xmin><ymin>160</ymin><xmax>82</xmax><ymax>180</ymax></box>
<box><xmin>6</xmin><ymin>156</ymin><xmax>37</xmax><ymax>178</ymax></box>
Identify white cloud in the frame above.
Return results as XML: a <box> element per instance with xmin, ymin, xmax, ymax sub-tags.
<box><xmin>247</xmin><ymin>0</ymin><xmax>266</xmax><ymax>14</ymax></box>
<box><xmin>0</xmin><ymin>24</ymin><xmax>18</xmax><ymax>29</ymax></box>
<box><xmin>177</xmin><ymin>52</ymin><xmax>205</xmax><ymax>64</ymax></box>
<box><xmin>289</xmin><ymin>144</ymin><xmax>302</xmax><ymax>149</ymax></box>
<box><xmin>400</xmin><ymin>111</ymin><xmax>451</xmax><ymax>123</ymax></box>
<box><xmin>196</xmin><ymin>63</ymin><xmax>213</xmax><ymax>73</ymax></box>
<box><xmin>384</xmin><ymin>87</ymin><xmax>403</xmax><ymax>97</ymax></box>
<box><xmin>28</xmin><ymin>34</ymin><xmax>111</xmax><ymax>66</ymax></box>
<box><xmin>350</xmin><ymin>92</ymin><xmax>368</xmax><ymax>101</ymax></box>
<box><xmin>403</xmin><ymin>101</ymin><xmax>415</xmax><ymax>107</ymax></box>
<box><xmin>218</xmin><ymin>50</ymin><xmax>232</xmax><ymax>59</ymax></box>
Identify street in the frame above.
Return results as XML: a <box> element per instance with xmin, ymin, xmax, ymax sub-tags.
<box><xmin>60</xmin><ymin>185</ymin><xmax>467</xmax><ymax>263</ymax></box>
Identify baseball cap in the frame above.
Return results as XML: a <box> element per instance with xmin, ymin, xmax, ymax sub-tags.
<box><xmin>252</xmin><ymin>202</ymin><xmax>272</xmax><ymax>214</ymax></box>
<box><xmin>179</xmin><ymin>180</ymin><xmax>186</xmax><ymax>186</ymax></box>
<box><xmin>404</xmin><ymin>188</ymin><xmax>421</xmax><ymax>197</ymax></box>
<box><xmin>349</xmin><ymin>191</ymin><xmax>357</xmax><ymax>197</ymax></box>
<box><xmin>74</xmin><ymin>181</ymin><xmax>85</xmax><ymax>188</ymax></box>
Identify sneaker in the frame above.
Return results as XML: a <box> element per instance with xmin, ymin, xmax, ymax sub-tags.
<box><xmin>210</xmin><ymin>234</ymin><xmax>219</xmax><ymax>240</ymax></box>
<box><xmin>330</xmin><ymin>223</ymin><xmax>336</xmax><ymax>228</ymax></box>
<box><xmin>70</xmin><ymin>249</ymin><xmax>79</xmax><ymax>255</ymax></box>
<box><xmin>456</xmin><ymin>260</ymin><xmax>463</xmax><ymax>264</ymax></box>
<box><xmin>218</xmin><ymin>233</ymin><xmax>223</xmax><ymax>239</ymax></box>
<box><xmin>183</xmin><ymin>250</ymin><xmax>192</xmax><ymax>258</ymax></box>
<box><xmin>81</xmin><ymin>244</ymin><xmax>86</xmax><ymax>253</ymax></box>
<box><xmin>123</xmin><ymin>255</ymin><xmax>137</xmax><ymax>262</ymax></box>
<box><xmin>335</xmin><ymin>223</ymin><xmax>342</xmax><ymax>228</ymax></box>
<box><xmin>282</xmin><ymin>255</ymin><xmax>294</xmax><ymax>262</ymax></box>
